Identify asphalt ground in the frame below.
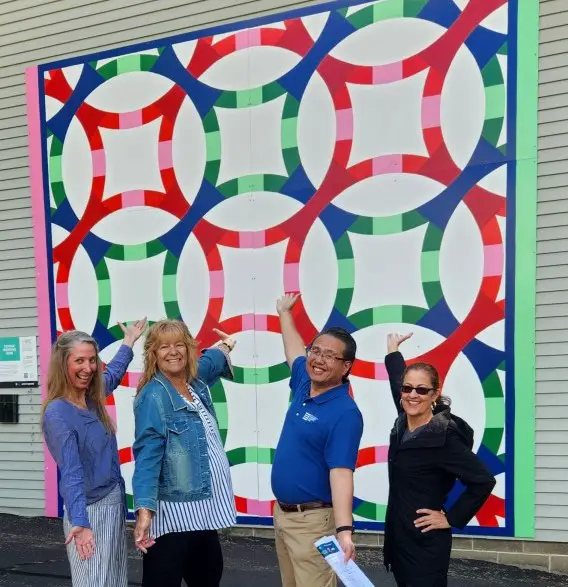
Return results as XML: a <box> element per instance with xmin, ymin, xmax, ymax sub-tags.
<box><xmin>1</xmin><ymin>515</ymin><xmax>567</xmax><ymax>586</ymax></box>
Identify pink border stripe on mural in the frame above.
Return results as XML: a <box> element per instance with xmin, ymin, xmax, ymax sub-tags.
<box><xmin>25</xmin><ymin>66</ymin><xmax>58</xmax><ymax>517</ymax></box>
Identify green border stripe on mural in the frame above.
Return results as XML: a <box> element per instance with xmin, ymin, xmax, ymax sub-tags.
<box><xmin>514</xmin><ymin>0</ymin><xmax>538</xmax><ymax>539</ymax></box>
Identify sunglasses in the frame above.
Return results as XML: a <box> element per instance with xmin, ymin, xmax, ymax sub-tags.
<box><xmin>400</xmin><ymin>385</ymin><xmax>435</xmax><ymax>396</ymax></box>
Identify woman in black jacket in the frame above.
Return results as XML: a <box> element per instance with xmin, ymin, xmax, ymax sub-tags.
<box><xmin>383</xmin><ymin>333</ymin><xmax>496</xmax><ymax>587</ymax></box>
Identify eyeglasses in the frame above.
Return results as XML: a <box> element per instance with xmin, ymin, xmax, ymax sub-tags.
<box><xmin>307</xmin><ymin>347</ymin><xmax>347</xmax><ymax>363</ymax></box>
<box><xmin>400</xmin><ymin>385</ymin><xmax>434</xmax><ymax>396</ymax></box>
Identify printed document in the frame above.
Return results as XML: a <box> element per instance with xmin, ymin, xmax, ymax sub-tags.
<box><xmin>314</xmin><ymin>535</ymin><xmax>374</xmax><ymax>587</ymax></box>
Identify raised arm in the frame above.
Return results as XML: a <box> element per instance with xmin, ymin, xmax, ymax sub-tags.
<box><xmin>384</xmin><ymin>333</ymin><xmax>412</xmax><ymax>413</ymax></box>
<box><xmin>103</xmin><ymin>318</ymin><xmax>147</xmax><ymax>396</ymax></box>
<box><xmin>197</xmin><ymin>329</ymin><xmax>236</xmax><ymax>386</ymax></box>
<box><xmin>276</xmin><ymin>294</ymin><xmax>306</xmax><ymax>369</ymax></box>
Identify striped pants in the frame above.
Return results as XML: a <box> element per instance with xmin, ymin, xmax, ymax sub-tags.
<box><xmin>63</xmin><ymin>484</ymin><xmax>128</xmax><ymax>587</ymax></box>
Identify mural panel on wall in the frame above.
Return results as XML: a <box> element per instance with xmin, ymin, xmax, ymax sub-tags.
<box><xmin>27</xmin><ymin>0</ymin><xmax>536</xmax><ymax>536</ymax></box>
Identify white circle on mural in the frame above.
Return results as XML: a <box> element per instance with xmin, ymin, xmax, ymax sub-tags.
<box><xmin>444</xmin><ymin>352</ymin><xmax>485</xmax><ymax>453</ymax></box>
<box><xmin>354</xmin><ymin>463</ymin><xmax>390</xmax><ymax>510</ymax></box>
<box><xmin>100</xmin><ymin>339</ymin><xmax>145</xmax><ymax>374</ymax></box>
<box><xmin>61</xmin><ymin>116</ymin><xmax>92</xmax><ymax>220</ymax></box>
<box><xmin>258</xmin><ymin>463</ymin><xmax>276</xmax><ymax>502</ymax></box>
<box><xmin>330</xmin><ymin>18</ymin><xmax>445</xmax><ymax>65</ymax></box>
<box><xmin>333</xmin><ymin>173</ymin><xmax>444</xmax><ymax>217</ymax></box>
<box><xmin>300</xmin><ymin>217</ymin><xmax>338</xmax><ymax>332</ymax></box>
<box><xmin>439</xmin><ymin>201</ymin><xmax>483</xmax><ymax>323</ymax></box>
<box><xmin>251</xmin><ymin>331</ymin><xmax>289</xmax><ymax>368</ymax></box>
<box><xmin>85</xmin><ymin>71</ymin><xmax>174</xmax><ymax>113</ymax></box>
<box><xmin>297</xmin><ymin>71</ymin><xmax>335</xmax><ymax>189</ymax></box>
<box><xmin>353</xmin><ymin>323</ymin><xmax>444</xmax><ymax>363</ymax></box>
<box><xmin>51</xmin><ymin>225</ymin><xmax>99</xmax><ymax>335</ymax></box>
<box><xmin>91</xmin><ymin>207</ymin><xmax>179</xmax><ymax>245</ymax></box>
<box><xmin>203</xmin><ymin>192</ymin><xmax>301</xmax><ymax>231</ymax></box>
<box><xmin>199</xmin><ymin>46</ymin><xmax>301</xmax><ymax>90</ymax></box>
<box><xmin>177</xmin><ymin>232</ymin><xmax>210</xmax><ymax>336</ymax></box>
<box><xmin>172</xmin><ymin>96</ymin><xmax>206</xmax><ymax>206</ymax></box>
<box><xmin>229</xmin><ymin>461</ymin><xmax>259</xmax><ymax>502</ymax></box>
<box><xmin>441</xmin><ymin>44</ymin><xmax>485</xmax><ymax>170</ymax></box>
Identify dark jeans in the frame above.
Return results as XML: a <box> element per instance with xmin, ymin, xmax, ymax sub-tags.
<box><xmin>142</xmin><ymin>530</ymin><xmax>223</xmax><ymax>587</ymax></box>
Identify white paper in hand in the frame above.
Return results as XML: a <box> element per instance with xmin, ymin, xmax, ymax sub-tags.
<box><xmin>314</xmin><ymin>535</ymin><xmax>374</xmax><ymax>587</ymax></box>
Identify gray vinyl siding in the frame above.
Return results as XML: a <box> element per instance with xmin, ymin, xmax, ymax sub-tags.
<box><xmin>536</xmin><ymin>0</ymin><xmax>568</xmax><ymax>542</ymax></box>
<box><xmin>0</xmin><ymin>0</ymin><xmax>565</xmax><ymax>541</ymax></box>
<box><xmin>0</xmin><ymin>0</ymin><xmax>327</xmax><ymax>516</ymax></box>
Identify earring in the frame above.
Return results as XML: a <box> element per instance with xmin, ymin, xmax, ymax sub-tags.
<box><xmin>431</xmin><ymin>402</ymin><xmax>435</xmax><ymax>411</ymax></box>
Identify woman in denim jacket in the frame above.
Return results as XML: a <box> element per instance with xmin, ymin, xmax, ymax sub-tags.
<box><xmin>41</xmin><ymin>319</ymin><xmax>147</xmax><ymax>587</ymax></box>
<box><xmin>132</xmin><ymin>319</ymin><xmax>236</xmax><ymax>587</ymax></box>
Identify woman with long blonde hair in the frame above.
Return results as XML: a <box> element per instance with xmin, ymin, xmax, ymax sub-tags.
<box><xmin>42</xmin><ymin>320</ymin><xmax>146</xmax><ymax>587</ymax></box>
<box><xmin>131</xmin><ymin>319</ymin><xmax>236</xmax><ymax>587</ymax></box>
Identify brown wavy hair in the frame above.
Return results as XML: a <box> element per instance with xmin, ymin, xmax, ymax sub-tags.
<box><xmin>41</xmin><ymin>331</ymin><xmax>116</xmax><ymax>433</ymax></box>
<box><xmin>137</xmin><ymin>319</ymin><xmax>199</xmax><ymax>394</ymax></box>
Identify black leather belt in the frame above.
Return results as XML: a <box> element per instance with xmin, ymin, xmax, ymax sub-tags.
<box><xmin>277</xmin><ymin>500</ymin><xmax>333</xmax><ymax>513</ymax></box>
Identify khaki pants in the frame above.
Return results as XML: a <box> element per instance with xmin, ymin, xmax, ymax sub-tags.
<box><xmin>273</xmin><ymin>502</ymin><xmax>336</xmax><ymax>587</ymax></box>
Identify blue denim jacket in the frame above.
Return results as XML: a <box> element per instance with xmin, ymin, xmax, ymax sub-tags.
<box><xmin>42</xmin><ymin>345</ymin><xmax>133</xmax><ymax>528</ymax></box>
<box><xmin>132</xmin><ymin>347</ymin><xmax>232</xmax><ymax>512</ymax></box>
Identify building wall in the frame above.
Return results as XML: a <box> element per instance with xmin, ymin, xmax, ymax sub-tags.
<box><xmin>536</xmin><ymin>0</ymin><xmax>568</xmax><ymax>543</ymax></box>
<box><xmin>0</xmin><ymin>0</ymin><xmax>564</xmax><ymax>545</ymax></box>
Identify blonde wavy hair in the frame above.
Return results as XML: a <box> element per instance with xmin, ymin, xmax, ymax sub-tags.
<box><xmin>137</xmin><ymin>319</ymin><xmax>199</xmax><ymax>394</ymax></box>
<box><xmin>41</xmin><ymin>331</ymin><xmax>116</xmax><ymax>433</ymax></box>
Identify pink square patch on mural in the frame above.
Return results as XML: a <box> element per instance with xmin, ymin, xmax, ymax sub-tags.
<box><xmin>91</xmin><ymin>149</ymin><xmax>106</xmax><ymax>177</ymax></box>
<box><xmin>121</xmin><ymin>190</ymin><xmax>145</xmax><ymax>207</ymax></box>
<box><xmin>55</xmin><ymin>283</ymin><xmax>69</xmax><ymax>308</ymax></box>
<box><xmin>421</xmin><ymin>95</ymin><xmax>441</xmax><ymax>129</ymax></box>
<box><xmin>158</xmin><ymin>141</ymin><xmax>173</xmax><ymax>170</ymax></box>
<box><xmin>209</xmin><ymin>270</ymin><xmax>225</xmax><ymax>298</ymax></box>
<box><xmin>119</xmin><ymin>110</ymin><xmax>143</xmax><ymax>129</ymax></box>
<box><xmin>336</xmin><ymin>109</ymin><xmax>353</xmax><ymax>141</ymax></box>
<box><xmin>484</xmin><ymin>244</ymin><xmax>504</xmax><ymax>277</ymax></box>
<box><xmin>372</xmin><ymin>62</ymin><xmax>403</xmax><ymax>84</ymax></box>
<box><xmin>284</xmin><ymin>263</ymin><xmax>300</xmax><ymax>292</ymax></box>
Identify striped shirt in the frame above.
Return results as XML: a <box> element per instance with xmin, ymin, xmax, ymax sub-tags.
<box><xmin>150</xmin><ymin>387</ymin><xmax>236</xmax><ymax>538</ymax></box>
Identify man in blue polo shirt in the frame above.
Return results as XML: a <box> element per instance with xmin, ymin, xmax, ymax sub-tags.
<box><xmin>271</xmin><ymin>293</ymin><xmax>364</xmax><ymax>587</ymax></box>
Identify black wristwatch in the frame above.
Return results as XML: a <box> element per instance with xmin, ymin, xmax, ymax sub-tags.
<box><xmin>336</xmin><ymin>525</ymin><xmax>354</xmax><ymax>534</ymax></box>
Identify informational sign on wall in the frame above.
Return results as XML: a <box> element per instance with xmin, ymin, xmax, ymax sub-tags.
<box><xmin>0</xmin><ymin>336</ymin><xmax>39</xmax><ymax>388</ymax></box>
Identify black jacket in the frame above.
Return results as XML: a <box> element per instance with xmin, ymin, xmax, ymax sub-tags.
<box><xmin>383</xmin><ymin>351</ymin><xmax>496</xmax><ymax>581</ymax></box>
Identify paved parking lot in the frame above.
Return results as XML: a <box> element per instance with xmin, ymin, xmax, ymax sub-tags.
<box><xmin>1</xmin><ymin>515</ymin><xmax>568</xmax><ymax>586</ymax></box>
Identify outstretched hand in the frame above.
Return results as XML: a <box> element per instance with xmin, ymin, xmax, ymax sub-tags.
<box><xmin>119</xmin><ymin>317</ymin><xmax>148</xmax><ymax>348</ymax></box>
<box><xmin>386</xmin><ymin>332</ymin><xmax>413</xmax><ymax>354</ymax></box>
<box><xmin>276</xmin><ymin>293</ymin><xmax>300</xmax><ymax>316</ymax></box>
<box><xmin>213</xmin><ymin>328</ymin><xmax>237</xmax><ymax>351</ymax></box>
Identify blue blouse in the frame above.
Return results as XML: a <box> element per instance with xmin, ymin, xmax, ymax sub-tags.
<box><xmin>42</xmin><ymin>344</ymin><xmax>133</xmax><ymax>528</ymax></box>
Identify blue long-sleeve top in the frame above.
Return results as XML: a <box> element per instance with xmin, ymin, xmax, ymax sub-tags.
<box><xmin>42</xmin><ymin>344</ymin><xmax>133</xmax><ymax>528</ymax></box>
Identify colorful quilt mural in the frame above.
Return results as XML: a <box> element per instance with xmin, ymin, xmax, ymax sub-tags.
<box><xmin>26</xmin><ymin>0</ymin><xmax>537</xmax><ymax>536</ymax></box>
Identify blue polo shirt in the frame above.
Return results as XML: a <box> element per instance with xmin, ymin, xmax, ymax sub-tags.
<box><xmin>271</xmin><ymin>356</ymin><xmax>364</xmax><ymax>504</ymax></box>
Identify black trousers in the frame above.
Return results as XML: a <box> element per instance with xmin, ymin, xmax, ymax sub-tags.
<box><xmin>142</xmin><ymin>530</ymin><xmax>223</xmax><ymax>587</ymax></box>
<box><xmin>394</xmin><ymin>572</ymin><xmax>448</xmax><ymax>587</ymax></box>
